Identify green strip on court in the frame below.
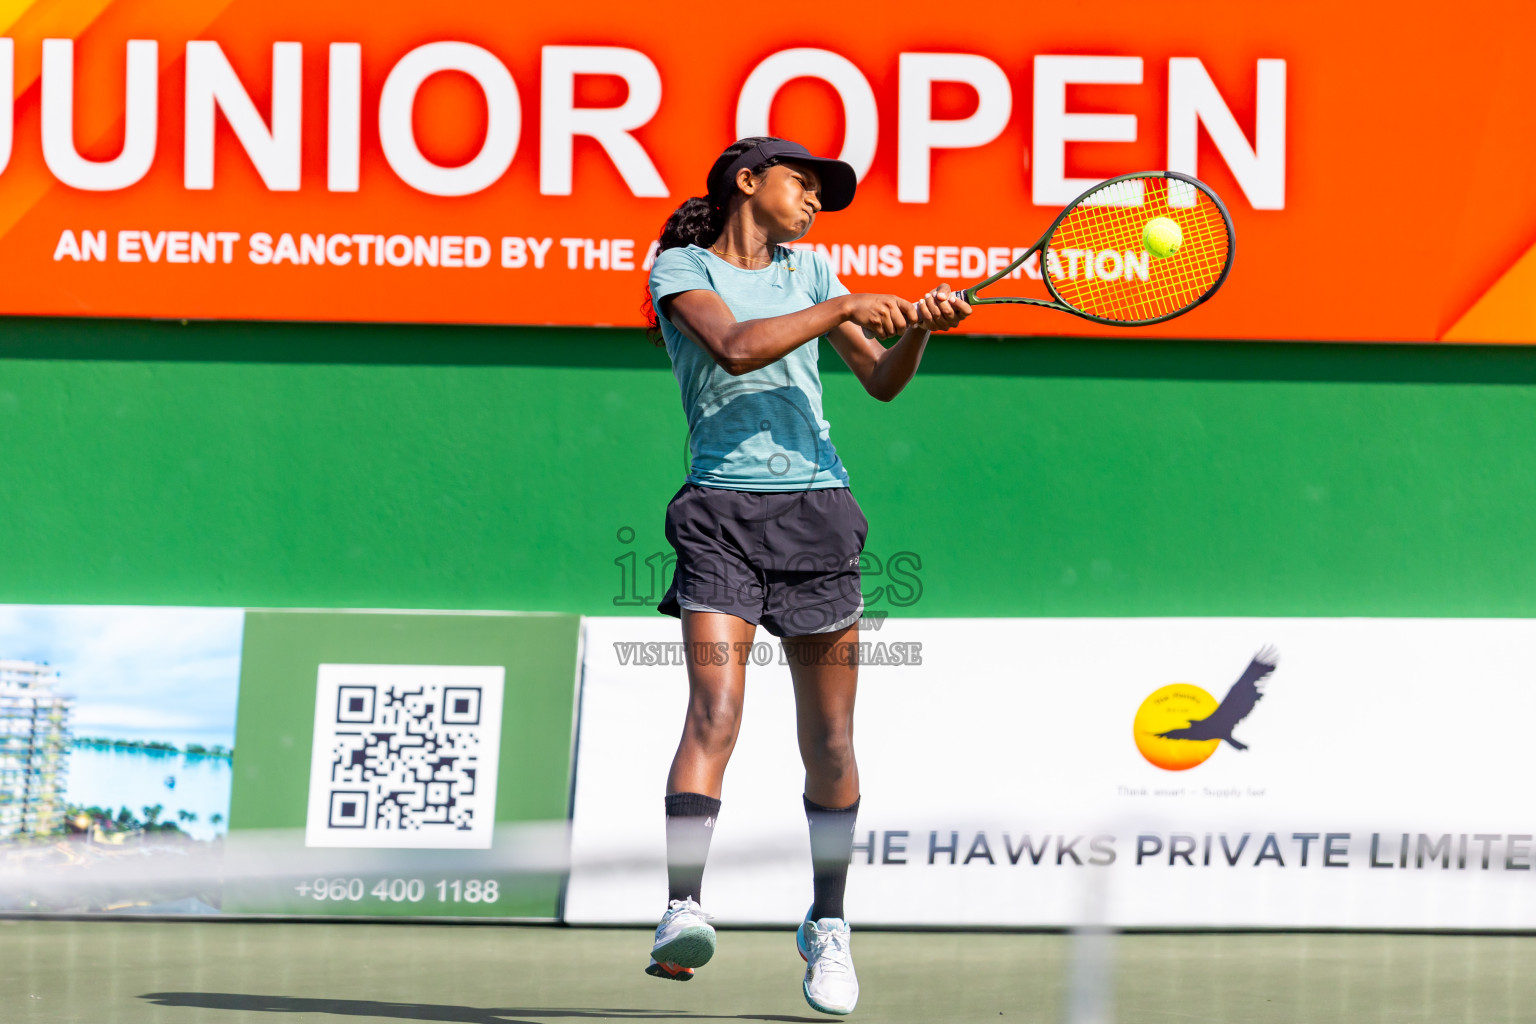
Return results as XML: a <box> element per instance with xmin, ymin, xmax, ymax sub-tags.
<box><xmin>2</xmin><ymin>920</ymin><xmax>1532</xmax><ymax>1023</ymax></box>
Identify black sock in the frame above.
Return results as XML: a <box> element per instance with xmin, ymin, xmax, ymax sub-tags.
<box><xmin>665</xmin><ymin>792</ymin><xmax>721</xmax><ymax>906</ymax></box>
<box><xmin>804</xmin><ymin>794</ymin><xmax>860</xmax><ymax>922</ymax></box>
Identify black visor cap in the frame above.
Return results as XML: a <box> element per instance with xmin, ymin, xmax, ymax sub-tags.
<box><xmin>717</xmin><ymin>140</ymin><xmax>857</xmax><ymax>212</ymax></box>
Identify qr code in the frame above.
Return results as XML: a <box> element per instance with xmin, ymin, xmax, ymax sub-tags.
<box><xmin>305</xmin><ymin>664</ymin><xmax>505</xmax><ymax>849</ymax></box>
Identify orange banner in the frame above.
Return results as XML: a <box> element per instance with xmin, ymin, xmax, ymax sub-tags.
<box><xmin>2</xmin><ymin>0</ymin><xmax>1535</xmax><ymax>341</ymax></box>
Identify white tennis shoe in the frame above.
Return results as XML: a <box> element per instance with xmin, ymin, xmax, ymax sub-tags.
<box><xmin>797</xmin><ymin>910</ymin><xmax>859</xmax><ymax>1015</ymax></box>
<box><xmin>647</xmin><ymin>898</ymin><xmax>717</xmax><ymax>975</ymax></box>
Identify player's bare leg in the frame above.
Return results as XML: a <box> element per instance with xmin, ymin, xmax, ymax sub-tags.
<box><xmin>785</xmin><ymin>622</ymin><xmax>862</xmax><ymax>1015</ymax></box>
<box><xmin>666</xmin><ymin>610</ymin><xmax>755</xmax><ymax>798</ymax></box>
<box><xmin>785</xmin><ymin>621</ymin><xmax>860</xmax><ymax>807</ymax></box>
<box><xmin>648</xmin><ymin>610</ymin><xmax>755</xmax><ymax>981</ymax></box>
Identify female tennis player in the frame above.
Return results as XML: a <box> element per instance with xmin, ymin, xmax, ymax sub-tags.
<box><xmin>641</xmin><ymin>136</ymin><xmax>970</xmax><ymax>1015</ymax></box>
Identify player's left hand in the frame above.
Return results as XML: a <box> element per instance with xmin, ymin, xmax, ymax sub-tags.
<box><xmin>913</xmin><ymin>284</ymin><xmax>972</xmax><ymax>332</ymax></box>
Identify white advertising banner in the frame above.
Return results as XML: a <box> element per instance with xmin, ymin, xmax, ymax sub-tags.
<box><xmin>566</xmin><ymin>616</ymin><xmax>1536</xmax><ymax>929</ymax></box>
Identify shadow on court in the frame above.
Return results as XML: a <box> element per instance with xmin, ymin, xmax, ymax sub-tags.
<box><xmin>139</xmin><ymin>993</ymin><xmax>826</xmax><ymax>1024</ymax></box>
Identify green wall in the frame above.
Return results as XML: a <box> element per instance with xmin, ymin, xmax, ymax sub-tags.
<box><xmin>2</xmin><ymin>316</ymin><xmax>1535</xmax><ymax>617</ymax></box>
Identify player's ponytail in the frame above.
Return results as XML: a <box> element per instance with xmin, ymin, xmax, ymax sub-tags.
<box><xmin>657</xmin><ymin>195</ymin><xmax>724</xmax><ymax>254</ymax></box>
<box><xmin>643</xmin><ymin>136</ymin><xmax>786</xmax><ymax>342</ymax></box>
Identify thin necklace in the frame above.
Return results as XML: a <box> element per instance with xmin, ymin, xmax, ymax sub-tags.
<box><xmin>710</xmin><ymin>244</ymin><xmax>794</xmax><ymax>270</ymax></box>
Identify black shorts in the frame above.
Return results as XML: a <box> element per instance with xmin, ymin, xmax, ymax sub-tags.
<box><xmin>658</xmin><ymin>483</ymin><xmax>868</xmax><ymax>638</ymax></box>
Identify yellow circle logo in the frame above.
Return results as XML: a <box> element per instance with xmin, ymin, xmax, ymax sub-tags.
<box><xmin>1133</xmin><ymin>683</ymin><xmax>1221</xmax><ymax>771</ymax></box>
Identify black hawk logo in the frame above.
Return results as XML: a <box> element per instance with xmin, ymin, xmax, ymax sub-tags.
<box><xmin>1155</xmin><ymin>647</ymin><xmax>1278</xmax><ymax>751</ymax></box>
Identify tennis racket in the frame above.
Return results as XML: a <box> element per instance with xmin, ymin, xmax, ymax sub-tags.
<box><xmin>957</xmin><ymin>170</ymin><xmax>1234</xmax><ymax>326</ymax></box>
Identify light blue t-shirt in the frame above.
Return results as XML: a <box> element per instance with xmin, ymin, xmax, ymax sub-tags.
<box><xmin>649</xmin><ymin>243</ymin><xmax>851</xmax><ymax>492</ymax></box>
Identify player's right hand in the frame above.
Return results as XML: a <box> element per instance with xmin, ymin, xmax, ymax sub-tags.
<box><xmin>913</xmin><ymin>284</ymin><xmax>972</xmax><ymax>332</ymax></box>
<box><xmin>843</xmin><ymin>294</ymin><xmax>919</xmax><ymax>339</ymax></box>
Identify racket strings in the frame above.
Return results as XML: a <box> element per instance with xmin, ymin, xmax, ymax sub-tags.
<box><xmin>1048</xmin><ymin>177</ymin><xmax>1231</xmax><ymax>323</ymax></box>
<box><xmin>1060</xmin><ymin>191</ymin><xmax>1225</xmax><ymax>319</ymax></box>
<box><xmin>1062</xmin><ymin>191</ymin><xmax>1221</xmax><ymax>320</ymax></box>
<box><xmin>1069</xmin><ymin>181</ymin><xmax>1222</xmax><ymax>316</ymax></box>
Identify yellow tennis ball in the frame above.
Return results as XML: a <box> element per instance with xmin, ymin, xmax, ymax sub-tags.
<box><xmin>1142</xmin><ymin>217</ymin><xmax>1182</xmax><ymax>258</ymax></box>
